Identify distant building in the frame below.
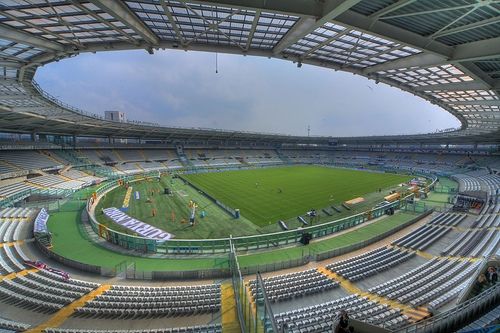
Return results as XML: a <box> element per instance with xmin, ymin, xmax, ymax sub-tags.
<box><xmin>105</xmin><ymin>111</ymin><xmax>126</xmax><ymax>143</ymax></box>
<box><xmin>105</xmin><ymin>111</ymin><xmax>125</xmax><ymax>122</ymax></box>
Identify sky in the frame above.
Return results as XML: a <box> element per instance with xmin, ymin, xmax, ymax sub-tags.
<box><xmin>35</xmin><ymin>49</ymin><xmax>461</xmax><ymax>137</ymax></box>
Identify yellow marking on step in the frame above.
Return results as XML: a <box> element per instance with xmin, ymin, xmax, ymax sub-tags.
<box><xmin>25</xmin><ymin>284</ymin><xmax>111</xmax><ymax>333</ymax></box>
<box><xmin>221</xmin><ymin>283</ymin><xmax>241</xmax><ymax>333</ymax></box>
<box><xmin>0</xmin><ymin>268</ymin><xmax>38</xmax><ymax>281</ymax></box>
<box><xmin>317</xmin><ymin>267</ymin><xmax>431</xmax><ymax>322</ymax></box>
<box><xmin>0</xmin><ymin>240</ymin><xmax>25</xmax><ymax>248</ymax></box>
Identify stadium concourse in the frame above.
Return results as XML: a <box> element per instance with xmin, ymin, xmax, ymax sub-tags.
<box><xmin>0</xmin><ymin>1</ymin><xmax>499</xmax><ymax>333</ymax></box>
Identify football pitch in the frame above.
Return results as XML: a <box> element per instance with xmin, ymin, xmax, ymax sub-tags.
<box><xmin>183</xmin><ymin>165</ymin><xmax>410</xmax><ymax>226</ymax></box>
<box><xmin>95</xmin><ymin>165</ymin><xmax>410</xmax><ymax>238</ymax></box>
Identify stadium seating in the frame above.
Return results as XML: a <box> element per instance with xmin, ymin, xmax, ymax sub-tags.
<box><xmin>60</xmin><ymin>169</ymin><xmax>102</xmax><ymax>184</ymax></box>
<box><xmin>0</xmin><ymin>182</ymin><xmax>37</xmax><ymax>198</ymax></box>
<box><xmin>142</xmin><ymin>149</ymin><xmax>173</xmax><ymax>161</ymax></box>
<box><xmin>369</xmin><ymin>259</ymin><xmax>480</xmax><ymax>306</ymax></box>
<box><xmin>51</xmin><ymin>179</ymin><xmax>85</xmax><ymax>190</ymax></box>
<box><xmin>478</xmin><ymin>174</ymin><xmax>500</xmax><ymax>196</ymax></box>
<box><xmin>0</xmin><ymin>269</ymin><xmax>100</xmax><ymax>313</ymax></box>
<box><xmin>274</xmin><ymin>294</ymin><xmax>410</xmax><ymax>332</ymax></box>
<box><xmin>0</xmin><ymin>221</ymin><xmax>25</xmax><ymax>243</ymax></box>
<box><xmin>75</xmin><ymin>284</ymin><xmax>221</xmax><ymax>319</ymax></box>
<box><xmin>137</xmin><ymin>161</ymin><xmax>166</xmax><ymax>171</ymax></box>
<box><xmin>248</xmin><ymin>269</ymin><xmax>339</xmax><ymax>302</ymax></box>
<box><xmin>28</xmin><ymin>174</ymin><xmax>66</xmax><ymax>187</ymax></box>
<box><xmin>326</xmin><ymin>247</ymin><xmax>415</xmax><ymax>281</ymax></box>
<box><xmin>43</xmin><ymin>324</ymin><xmax>223</xmax><ymax>333</ymax></box>
<box><xmin>0</xmin><ymin>162</ymin><xmax>19</xmax><ymax>175</ymax></box>
<box><xmin>428</xmin><ymin>212</ymin><xmax>466</xmax><ymax>226</ymax></box>
<box><xmin>0</xmin><ymin>207</ymin><xmax>35</xmax><ymax>219</ymax></box>
<box><xmin>453</xmin><ymin>174</ymin><xmax>482</xmax><ymax>192</ymax></box>
<box><xmin>392</xmin><ymin>224</ymin><xmax>452</xmax><ymax>250</ymax></box>
<box><xmin>61</xmin><ymin>169</ymin><xmax>89</xmax><ymax>179</ymax></box>
<box><xmin>115</xmin><ymin>162</ymin><xmax>144</xmax><ymax>174</ymax></box>
<box><xmin>0</xmin><ymin>151</ymin><xmax>64</xmax><ymax>172</ymax></box>
<box><xmin>0</xmin><ymin>316</ymin><xmax>31</xmax><ymax>331</ymax></box>
<box><xmin>113</xmin><ymin>150</ymin><xmax>144</xmax><ymax>162</ymax></box>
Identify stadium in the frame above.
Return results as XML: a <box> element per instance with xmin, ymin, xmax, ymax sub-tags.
<box><xmin>0</xmin><ymin>1</ymin><xmax>499</xmax><ymax>333</ymax></box>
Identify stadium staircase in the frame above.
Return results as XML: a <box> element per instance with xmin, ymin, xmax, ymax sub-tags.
<box><xmin>466</xmin><ymin>155</ymin><xmax>490</xmax><ymax>170</ymax></box>
<box><xmin>57</xmin><ymin>172</ymin><xmax>73</xmax><ymax>182</ymax></box>
<box><xmin>40</xmin><ymin>150</ymin><xmax>66</xmax><ymax>165</ymax></box>
<box><xmin>113</xmin><ymin>150</ymin><xmax>125</xmax><ymax>162</ymax></box>
<box><xmin>25</xmin><ymin>173</ymin><xmax>49</xmax><ymax>189</ymax></box>
<box><xmin>0</xmin><ymin>159</ymin><xmax>21</xmax><ymax>171</ymax></box>
<box><xmin>220</xmin><ymin>283</ymin><xmax>241</xmax><ymax>332</ymax></box>
<box><xmin>59</xmin><ymin>165</ymin><xmax>72</xmax><ymax>174</ymax></box>
<box><xmin>176</xmin><ymin>145</ymin><xmax>193</xmax><ymax>168</ymax></box>
<box><xmin>25</xmin><ymin>284</ymin><xmax>112</xmax><ymax>333</ymax></box>
<box><xmin>234</xmin><ymin>156</ymin><xmax>249</xmax><ymax>166</ymax></box>
<box><xmin>276</xmin><ymin>149</ymin><xmax>291</xmax><ymax>164</ymax></box>
<box><xmin>53</xmin><ymin>149</ymin><xmax>88</xmax><ymax>166</ymax></box>
<box><xmin>135</xmin><ymin>162</ymin><xmax>145</xmax><ymax>171</ymax></box>
<box><xmin>317</xmin><ymin>267</ymin><xmax>432</xmax><ymax>323</ymax></box>
<box><xmin>53</xmin><ymin>150</ymin><xmax>118</xmax><ymax>178</ymax></box>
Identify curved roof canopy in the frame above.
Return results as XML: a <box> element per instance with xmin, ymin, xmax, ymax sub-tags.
<box><xmin>0</xmin><ymin>0</ymin><xmax>499</xmax><ymax>144</ymax></box>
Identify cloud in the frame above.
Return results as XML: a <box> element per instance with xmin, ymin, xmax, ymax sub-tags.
<box><xmin>35</xmin><ymin>50</ymin><xmax>461</xmax><ymax>137</ymax></box>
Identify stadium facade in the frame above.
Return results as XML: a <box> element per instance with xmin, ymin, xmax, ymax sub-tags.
<box><xmin>0</xmin><ymin>0</ymin><xmax>498</xmax><ymax>145</ymax></box>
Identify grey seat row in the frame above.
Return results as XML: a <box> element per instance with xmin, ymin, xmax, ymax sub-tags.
<box><xmin>388</xmin><ymin>260</ymin><xmax>466</xmax><ymax>301</ymax></box>
<box><xmin>274</xmin><ymin>294</ymin><xmax>409</xmax><ymax>333</ymax></box>
<box><xmin>369</xmin><ymin>258</ymin><xmax>447</xmax><ymax>296</ymax></box>
<box><xmin>86</xmin><ymin>298</ymin><xmax>219</xmax><ymax>309</ymax></box>
<box><xmin>0</xmin><ymin>245</ymin><xmax>26</xmax><ymax>274</ymax></box>
<box><xmin>27</xmin><ymin>271</ymin><xmax>96</xmax><ymax>293</ymax></box>
<box><xmin>327</xmin><ymin>247</ymin><xmax>389</xmax><ymax>271</ymax></box>
<box><xmin>109</xmin><ymin>284</ymin><xmax>219</xmax><ymax>294</ymax></box>
<box><xmin>74</xmin><ymin>303</ymin><xmax>219</xmax><ymax>319</ymax></box>
<box><xmin>393</xmin><ymin>224</ymin><xmax>451</xmax><ymax>250</ymax></box>
<box><xmin>0</xmin><ymin>220</ymin><xmax>25</xmax><ymax>242</ymax></box>
<box><xmin>442</xmin><ymin>229</ymin><xmax>482</xmax><ymax>257</ymax></box>
<box><xmin>15</xmin><ymin>274</ymin><xmax>85</xmax><ymax>299</ymax></box>
<box><xmin>429</xmin><ymin>213</ymin><xmax>465</xmax><ymax>226</ymax></box>
<box><xmin>37</xmin><ymin>269</ymin><xmax>100</xmax><ymax>288</ymax></box>
<box><xmin>408</xmin><ymin>262</ymin><xmax>480</xmax><ymax>307</ymax></box>
<box><xmin>0</xmin><ymin>284</ymin><xmax>64</xmax><ymax>313</ymax></box>
<box><xmin>0</xmin><ymin>316</ymin><xmax>31</xmax><ymax>331</ymax></box>
<box><xmin>327</xmin><ymin>247</ymin><xmax>414</xmax><ymax>281</ymax></box>
<box><xmin>1</xmin><ymin>278</ymin><xmax>75</xmax><ymax>306</ymax></box>
<box><xmin>43</xmin><ymin>323</ymin><xmax>223</xmax><ymax>333</ymax></box>
<box><xmin>248</xmin><ymin>268</ymin><xmax>339</xmax><ymax>302</ymax></box>
<box><xmin>428</xmin><ymin>279</ymin><xmax>470</xmax><ymax>310</ymax></box>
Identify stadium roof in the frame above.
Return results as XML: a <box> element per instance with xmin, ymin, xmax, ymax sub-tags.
<box><xmin>0</xmin><ymin>0</ymin><xmax>499</xmax><ymax>145</ymax></box>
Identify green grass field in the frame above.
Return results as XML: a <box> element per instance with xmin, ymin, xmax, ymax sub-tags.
<box><xmin>95</xmin><ymin>177</ymin><xmax>260</xmax><ymax>239</ymax></box>
<box><xmin>184</xmin><ymin>166</ymin><xmax>410</xmax><ymax>226</ymax></box>
<box><xmin>95</xmin><ymin>166</ymin><xmax>410</xmax><ymax>239</ymax></box>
